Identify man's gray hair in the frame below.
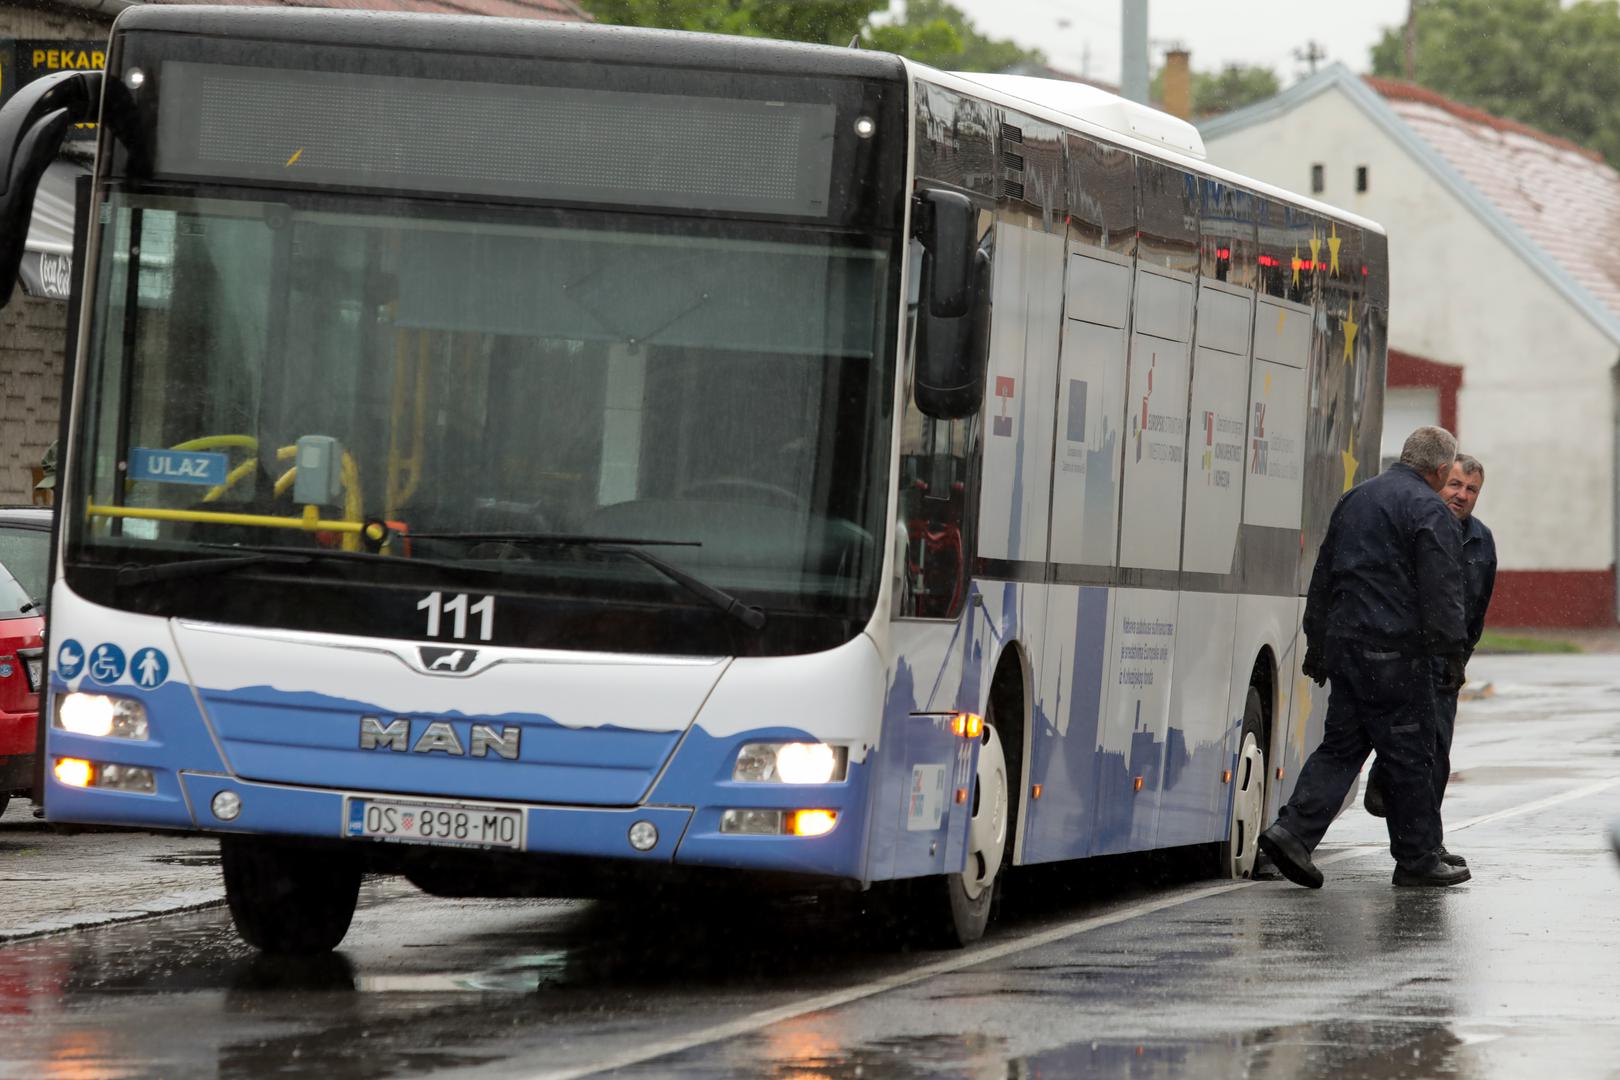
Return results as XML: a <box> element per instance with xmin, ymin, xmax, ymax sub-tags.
<box><xmin>1455</xmin><ymin>453</ymin><xmax>1484</xmax><ymax>478</ymax></box>
<box><xmin>1399</xmin><ymin>426</ymin><xmax>1458</xmax><ymax>474</ymax></box>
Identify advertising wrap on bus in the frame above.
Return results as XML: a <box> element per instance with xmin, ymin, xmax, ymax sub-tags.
<box><xmin>0</xmin><ymin>6</ymin><xmax>1388</xmax><ymax>954</ymax></box>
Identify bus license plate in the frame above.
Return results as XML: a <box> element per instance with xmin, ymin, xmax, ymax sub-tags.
<box><xmin>343</xmin><ymin>797</ymin><xmax>524</xmax><ymax>850</ymax></box>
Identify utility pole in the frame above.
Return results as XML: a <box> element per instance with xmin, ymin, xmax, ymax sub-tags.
<box><xmin>1405</xmin><ymin>0</ymin><xmax>1418</xmax><ymax>80</ymax></box>
<box><xmin>1121</xmin><ymin>0</ymin><xmax>1149</xmax><ymax>104</ymax></box>
<box><xmin>1294</xmin><ymin>39</ymin><xmax>1326</xmax><ymax>76</ymax></box>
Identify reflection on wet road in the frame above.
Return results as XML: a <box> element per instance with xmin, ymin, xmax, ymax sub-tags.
<box><xmin>2</xmin><ymin>655</ymin><xmax>1619</xmax><ymax>1079</ymax></box>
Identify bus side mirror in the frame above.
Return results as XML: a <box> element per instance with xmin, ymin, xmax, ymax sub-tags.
<box><xmin>913</xmin><ymin>247</ymin><xmax>990</xmax><ymax>419</ymax></box>
<box><xmin>0</xmin><ymin>70</ymin><xmax>103</xmax><ymax>311</ymax></box>
<box><xmin>911</xmin><ymin>190</ymin><xmax>990</xmax><ymax>420</ymax></box>
<box><xmin>913</xmin><ymin>189</ymin><xmax>976</xmax><ymax>318</ymax></box>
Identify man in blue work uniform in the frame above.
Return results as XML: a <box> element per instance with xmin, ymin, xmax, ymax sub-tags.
<box><xmin>1362</xmin><ymin>454</ymin><xmax>1496</xmax><ymax>866</ymax></box>
<box><xmin>1259</xmin><ymin>426</ymin><xmax>1471</xmax><ymax>889</ymax></box>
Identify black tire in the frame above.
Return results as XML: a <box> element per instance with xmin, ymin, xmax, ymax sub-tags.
<box><xmin>221</xmin><ymin>838</ymin><xmax>361</xmax><ymax>955</ymax></box>
<box><xmin>1216</xmin><ymin>686</ymin><xmax>1268</xmax><ymax>879</ymax></box>
<box><xmin>923</xmin><ymin>710</ymin><xmax>1013</xmax><ymax>948</ymax></box>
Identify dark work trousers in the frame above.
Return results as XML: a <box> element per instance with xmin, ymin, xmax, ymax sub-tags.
<box><xmin>1276</xmin><ymin>646</ymin><xmax>1444</xmax><ymax>871</ymax></box>
<box><xmin>1368</xmin><ymin>667</ymin><xmax>1459</xmax><ymax>822</ymax></box>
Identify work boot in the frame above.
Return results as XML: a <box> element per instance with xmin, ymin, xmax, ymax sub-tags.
<box><xmin>1392</xmin><ymin>858</ymin><xmax>1471</xmax><ymax>887</ymax></box>
<box><xmin>1362</xmin><ymin>776</ymin><xmax>1386</xmax><ymax>818</ymax></box>
<box><xmin>1436</xmin><ymin>846</ymin><xmax>1467</xmax><ymax>868</ymax></box>
<box><xmin>1258</xmin><ymin>823</ymin><xmax>1324</xmax><ymax>889</ymax></box>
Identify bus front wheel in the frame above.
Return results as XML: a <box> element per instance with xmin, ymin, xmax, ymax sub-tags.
<box><xmin>925</xmin><ymin>716</ymin><xmax>1009</xmax><ymax>946</ymax></box>
<box><xmin>1217</xmin><ymin>686</ymin><xmax>1268</xmax><ymax>879</ymax></box>
<box><xmin>221</xmin><ymin>837</ymin><xmax>362</xmax><ymax>954</ymax></box>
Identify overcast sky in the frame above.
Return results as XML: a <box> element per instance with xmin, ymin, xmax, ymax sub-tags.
<box><xmin>941</xmin><ymin>0</ymin><xmax>1413</xmax><ymax>86</ymax></box>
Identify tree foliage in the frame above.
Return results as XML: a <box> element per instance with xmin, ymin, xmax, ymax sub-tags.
<box><xmin>1150</xmin><ymin>63</ymin><xmax>1281</xmax><ymax>118</ymax></box>
<box><xmin>1370</xmin><ymin>0</ymin><xmax>1620</xmax><ymax>166</ymax></box>
<box><xmin>578</xmin><ymin>0</ymin><xmax>1041</xmax><ymax>70</ymax></box>
<box><xmin>578</xmin><ymin>0</ymin><xmax>881</xmax><ymax>43</ymax></box>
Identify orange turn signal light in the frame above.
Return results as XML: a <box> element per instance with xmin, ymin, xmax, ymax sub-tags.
<box><xmin>1032</xmin><ymin>783</ymin><xmax>1043</xmax><ymax>800</ymax></box>
<box><xmin>54</xmin><ymin>758</ymin><xmax>93</xmax><ymax>788</ymax></box>
<box><xmin>952</xmin><ymin>712</ymin><xmax>984</xmax><ymax>739</ymax></box>
<box><xmin>1133</xmin><ymin>776</ymin><xmax>1144</xmax><ymax>792</ymax></box>
<box><xmin>786</xmin><ymin>809</ymin><xmax>837</xmax><ymax>837</ymax></box>
<box><xmin>1222</xmin><ymin>769</ymin><xmax>1232</xmax><ymax>784</ymax></box>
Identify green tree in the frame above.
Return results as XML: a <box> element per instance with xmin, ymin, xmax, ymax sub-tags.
<box><xmin>1151</xmin><ymin>63</ymin><xmax>1281</xmax><ymax>118</ymax></box>
<box><xmin>1370</xmin><ymin>0</ymin><xmax>1620</xmax><ymax>166</ymax></box>
<box><xmin>579</xmin><ymin>0</ymin><xmax>1041</xmax><ymax>71</ymax></box>
<box><xmin>866</xmin><ymin>0</ymin><xmax>1042</xmax><ymax>72</ymax></box>
<box><xmin>578</xmin><ymin>0</ymin><xmax>882</xmax><ymax>44</ymax></box>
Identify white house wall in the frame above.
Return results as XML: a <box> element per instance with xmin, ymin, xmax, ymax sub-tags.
<box><xmin>1206</xmin><ymin>87</ymin><xmax>1617</xmax><ymax>574</ymax></box>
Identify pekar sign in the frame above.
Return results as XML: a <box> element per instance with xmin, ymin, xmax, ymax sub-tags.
<box><xmin>0</xmin><ymin>40</ymin><xmax>106</xmax><ymax>139</ymax></box>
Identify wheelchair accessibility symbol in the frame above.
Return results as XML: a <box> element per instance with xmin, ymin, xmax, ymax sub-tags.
<box><xmin>132</xmin><ymin>647</ymin><xmax>168</xmax><ymax>689</ymax></box>
<box><xmin>87</xmin><ymin>643</ymin><xmax>127</xmax><ymax>685</ymax></box>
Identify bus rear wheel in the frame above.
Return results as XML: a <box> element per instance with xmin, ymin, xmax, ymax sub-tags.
<box><xmin>1217</xmin><ymin>686</ymin><xmax>1268</xmax><ymax>879</ymax></box>
<box><xmin>925</xmin><ymin>716</ymin><xmax>1009</xmax><ymax>947</ymax></box>
<box><xmin>221</xmin><ymin>837</ymin><xmax>361</xmax><ymax>954</ymax></box>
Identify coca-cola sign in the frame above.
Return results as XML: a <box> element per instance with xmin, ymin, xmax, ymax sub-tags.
<box><xmin>18</xmin><ymin>251</ymin><xmax>73</xmax><ymax>301</ymax></box>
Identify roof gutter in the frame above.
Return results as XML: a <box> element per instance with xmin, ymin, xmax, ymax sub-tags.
<box><xmin>37</xmin><ymin>0</ymin><xmax>140</xmax><ymax>17</ymax></box>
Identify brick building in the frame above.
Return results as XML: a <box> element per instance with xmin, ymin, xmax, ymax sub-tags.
<box><xmin>0</xmin><ymin>0</ymin><xmax>590</xmax><ymax>503</ymax></box>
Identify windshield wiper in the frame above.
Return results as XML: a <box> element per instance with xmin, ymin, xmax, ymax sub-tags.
<box><xmin>411</xmin><ymin>531</ymin><xmax>764</xmax><ymax>630</ymax></box>
<box><xmin>117</xmin><ymin>551</ymin><xmax>318</xmax><ymax>586</ymax></box>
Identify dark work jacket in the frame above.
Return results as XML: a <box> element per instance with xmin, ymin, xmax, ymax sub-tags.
<box><xmin>1460</xmin><ymin>514</ymin><xmax>1498</xmax><ymax>658</ymax></box>
<box><xmin>1303</xmin><ymin>462</ymin><xmax>1468</xmax><ymax>658</ymax></box>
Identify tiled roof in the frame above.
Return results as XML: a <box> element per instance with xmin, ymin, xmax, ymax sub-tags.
<box><xmin>150</xmin><ymin>0</ymin><xmax>592</xmax><ymax>20</ymax></box>
<box><xmin>1365</xmin><ymin>74</ymin><xmax>1620</xmax><ymax>330</ymax></box>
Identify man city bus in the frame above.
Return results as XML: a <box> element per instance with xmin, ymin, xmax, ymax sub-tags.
<box><xmin>0</xmin><ymin>6</ymin><xmax>1388</xmax><ymax>953</ymax></box>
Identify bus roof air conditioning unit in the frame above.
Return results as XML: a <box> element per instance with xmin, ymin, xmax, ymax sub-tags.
<box><xmin>949</xmin><ymin>73</ymin><xmax>1206</xmax><ymax>161</ymax></box>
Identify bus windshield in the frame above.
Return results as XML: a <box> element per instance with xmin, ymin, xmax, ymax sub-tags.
<box><xmin>69</xmin><ymin>189</ymin><xmax>896</xmax><ymax>643</ymax></box>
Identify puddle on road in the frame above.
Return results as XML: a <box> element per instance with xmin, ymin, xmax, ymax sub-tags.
<box><xmin>145</xmin><ymin>853</ymin><xmax>222</xmax><ymax>868</ymax></box>
<box><xmin>706</xmin><ymin>1022</ymin><xmax>1488</xmax><ymax>1080</ymax></box>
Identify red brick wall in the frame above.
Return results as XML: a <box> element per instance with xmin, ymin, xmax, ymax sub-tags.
<box><xmin>1487</xmin><ymin>569</ymin><xmax>1615</xmax><ymax>628</ymax></box>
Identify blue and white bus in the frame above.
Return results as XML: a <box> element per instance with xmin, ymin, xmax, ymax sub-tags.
<box><xmin>0</xmin><ymin>7</ymin><xmax>1386</xmax><ymax>952</ymax></box>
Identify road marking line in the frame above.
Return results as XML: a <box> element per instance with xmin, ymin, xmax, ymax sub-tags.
<box><xmin>526</xmin><ymin>773</ymin><xmax>1620</xmax><ymax>1080</ymax></box>
<box><xmin>1314</xmin><ymin>775</ymin><xmax>1620</xmax><ymax>866</ymax></box>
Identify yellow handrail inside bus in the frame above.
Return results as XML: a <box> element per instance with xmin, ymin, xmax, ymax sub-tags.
<box><xmin>95</xmin><ymin>434</ymin><xmax>370</xmax><ymax>551</ymax></box>
<box><xmin>86</xmin><ymin>504</ymin><xmax>366</xmax><ymax>534</ymax></box>
<box><xmin>386</xmin><ymin>332</ymin><xmax>427</xmax><ymax>520</ymax></box>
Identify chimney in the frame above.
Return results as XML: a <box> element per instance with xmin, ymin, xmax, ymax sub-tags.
<box><xmin>1163</xmin><ymin>48</ymin><xmax>1192</xmax><ymax>120</ymax></box>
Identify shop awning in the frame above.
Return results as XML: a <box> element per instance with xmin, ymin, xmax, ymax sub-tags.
<box><xmin>19</xmin><ymin>158</ymin><xmax>88</xmax><ymax>301</ymax></box>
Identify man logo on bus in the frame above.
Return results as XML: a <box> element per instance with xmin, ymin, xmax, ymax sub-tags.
<box><xmin>419</xmin><ymin>646</ymin><xmax>477</xmax><ymax>674</ymax></box>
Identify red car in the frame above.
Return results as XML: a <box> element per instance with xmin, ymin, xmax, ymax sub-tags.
<box><xmin>0</xmin><ymin>507</ymin><xmax>48</xmax><ymax>818</ymax></box>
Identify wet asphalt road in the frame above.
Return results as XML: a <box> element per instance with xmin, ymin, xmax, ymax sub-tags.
<box><xmin>2</xmin><ymin>654</ymin><xmax>1619</xmax><ymax>1080</ymax></box>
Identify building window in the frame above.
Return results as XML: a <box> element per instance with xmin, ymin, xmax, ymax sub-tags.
<box><xmin>1311</xmin><ymin>163</ymin><xmax>1324</xmax><ymax>194</ymax></box>
<box><xmin>1356</xmin><ymin>166</ymin><xmax>1368</xmax><ymax>193</ymax></box>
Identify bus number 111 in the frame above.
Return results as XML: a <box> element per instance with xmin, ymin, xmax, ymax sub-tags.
<box><xmin>417</xmin><ymin>592</ymin><xmax>495</xmax><ymax>641</ymax></box>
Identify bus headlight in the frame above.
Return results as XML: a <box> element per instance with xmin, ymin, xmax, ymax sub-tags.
<box><xmin>54</xmin><ymin>693</ymin><xmax>150</xmax><ymax>740</ymax></box>
<box><xmin>732</xmin><ymin>742</ymin><xmax>847</xmax><ymax>784</ymax></box>
<box><xmin>52</xmin><ymin>758</ymin><xmax>156</xmax><ymax>794</ymax></box>
<box><xmin>720</xmin><ymin>808</ymin><xmax>838</xmax><ymax>836</ymax></box>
